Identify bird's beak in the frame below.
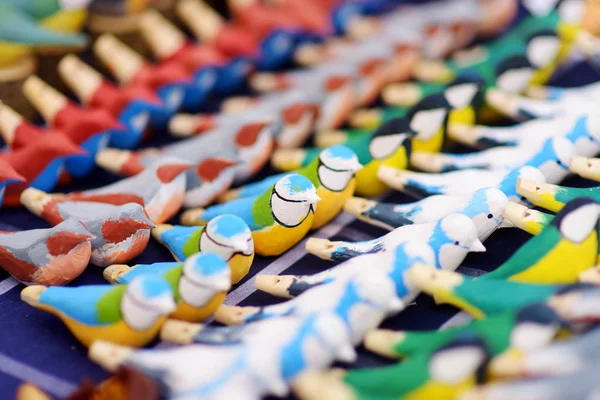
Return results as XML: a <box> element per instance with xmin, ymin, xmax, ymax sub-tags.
<box><xmin>233</xmin><ymin>239</ymin><xmax>253</xmax><ymax>254</ymax></box>
<box><xmin>388</xmin><ymin>297</ymin><xmax>404</xmax><ymax>313</ymax></box>
<box><xmin>307</xmin><ymin>193</ymin><xmax>322</xmax><ymax>203</ymax></box>
<box><xmin>469</xmin><ymin>240</ymin><xmax>486</xmax><ymax>252</ymax></box>
<box><xmin>156</xmin><ymin>295</ymin><xmax>177</xmax><ymax>314</ymax></box>
<box><xmin>351</xmin><ymin>159</ymin><xmax>364</xmax><ymax>172</ymax></box>
<box><xmin>337</xmin><ymin>344</ymin><xmax>357</xmax><ymax>363</ymax></box>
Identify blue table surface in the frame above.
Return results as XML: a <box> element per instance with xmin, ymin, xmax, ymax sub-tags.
<box><xmin>1</xmin><ymin>14</ymin><xmax>599</xmax><ymax>399</ymax></box>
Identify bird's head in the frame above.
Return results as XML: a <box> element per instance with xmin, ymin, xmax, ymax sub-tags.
<box><xmin>548</xmin><ymin>283</ymin><xmax>600</xmax><ymax>323</ymax></box>
<box><xmin>431</xmin><ymin>214</ymin><xmax>485</xmax><ymax>270</ymax></box>
<box><xmin>531</xmin><ymin>136</ymin><xmax>574</xmax><ymax>181</ymax></box>
<box><xmin>121</xmin><ymin>275</ymin><xmax>176</xmax><ymax>330</ymax></box>
<box><xmin>466</xmin><ymin>188</ymin><xmax>509</xmax><ymax>239</ymax></box>
<box><xmin>443</xmin><ymin>73</ymin><xmax>486</xmax><ymax>111</ymax></box>
<box><xmin>428</xmin><ymin>333</ymin><xmax>490</xmax><ymax>385</ymax></box>
<box><xmin>408</xmin><ymin>95</ymin><xmax>450</xmax><ymax>145</ymax></box>
<box><xmin>495</xmin><ymin>56</ymin><xmax>534</xmax><ymax>94</ymax></box>
<box><xmin>368</xmin><ymin>118</ymin><xmax>413</xmax><ymax>165</ymax></box>
<box><xmin>353</xmin><ymin>272</ymin><xmax>404</xmax><ymax>313</ymax></box>
<box><xmin>271</xmin><ymin>174</ymin><xmax>320</xmax><ymax>227</ymax></box>
<box><xmin>552</xmin><ymin>197</ymin><xmax>600</xmax><ymax>243</ymax></box>
<box><xmin>509</xmin><ymin>303</ymin><xmax>563</xmax><ymax>351</ymax></box>
<box><xmin>200</xmin><ymin>214</ymin><xmax>253</xmax><ymax>260</ymax></box>
<box><xmin>317</xmin><ymin>145</ymin><xmax>362</xmax><ymax>192</ymax></box>
<box><xmin>311</xmin><ymin>312</ymin><xmax>356</xmax><ymax>363</ymax></box>
<box><xmin>179</xmin><ymin>253</ymin><xmax>231</xmax><ymax>307</ymax></box>
<box><xmin>405</xmin><ymin>264</ymin><xmax>465</xmax><ymax>295</ymax></box>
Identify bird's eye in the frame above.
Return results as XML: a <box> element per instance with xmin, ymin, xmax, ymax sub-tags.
<box><xmin>556</xmin><ymin>160</ymin><xmax>563</xmax><ymax>165</ymax></box>
<box><xmin>454</xmin><ymin>241</ymin><xmax>460</xmax><ymax>246</ymax></box>
<box><xmin>487</xmin><ymin>213</ymin><xmax>493</xmax><ymax>219</ymax></box>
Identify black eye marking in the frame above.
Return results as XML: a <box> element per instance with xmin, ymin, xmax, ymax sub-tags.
<box><xmin>556</xmin><ymin>160</ymin><xmax>563</xmax><ymax>165</ymax></box>
<box><xmin>454</xmin><ymin>241</ymin><xmax>460</xmax><ymax>246</ymax></box>
<box><xmin>487</xmin><ymin>214</ymin><xmax>493</xmax><ymax>219</ymax></box>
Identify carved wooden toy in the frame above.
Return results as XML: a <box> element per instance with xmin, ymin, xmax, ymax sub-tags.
<box><xmin>484</xmin><ymin>87</ymin><xmax>594</xmax><ymax>122</ymax></box>
<box><xmin>158</xmin><ymin>315</ymin><xmax>353</xmax><ymax>362</ymax></box>
<box><xmin>365</xmin><ymin>303</ymin><xmax>562</xmax><ymax>360</ymax></box>
<box><xmin>93</xmin><ymin>34</ymin><xmax>209</xmax><ymax>112</ymax></box>
<box><xmin>20</xmin><ymin>275</ymin><xmax>176</xmax><ymax>348</ymax></box>
<box><xmin>484</xmin><ymin>197</ymin><xmax>600</xmax><ymax>282</ymax></box>
<box><xmin>138</xmin><ymin>9</ymin><xmax>227</xmax><ymax>74</ymax></box>
<box><xmin>255</xmin><ymin>241</ymin><xmax>436</xmax><ymax>301</ymax></box>
<box><xmin>0</xmin><ymin>133</ymin><xmax>85</xmax><ymax>206</ymax></box>
<box><xmin>408</xmin><ymin>262</ymin><xmax>600</xmax><ymax>319</ymax></box>
<box><xmin>175</xmin><ymin>0</ymin><xmax>307</xmax><ymax>71</ymax></box>
<box><xmin>272</xmin><ymin>127</ymin><xmax>412</xmax><ymax>198</ymax></box>
<box><xmin>463</xmin><ymin>366</ymin><xmax>600</xmax><ymax>400</ymax></box>
<box><xmin>20</xmin><ymin>188</ymin><xmax>155</xmax><ymax>267</ymax></box>
<box><xmin>89</xmin><ymin>312</ymin><xmax>355</xmax><ymax>399</ymax></box>
<box><xmin>96</xmin><ymin>117</ymin><xmax>276</xmax><ymax>185</ymax></box>
<box><xmin>160</xmin><ymin>315</ymin><xmax>356</xmax><ymax>375</ymax></box>
<box><xmin>501</xmin><ymin>201</ymin><xmax>553</xmax><ymax>236</ymax></box>
<box><xmin>490</xmin><ymin>323</ymin><xmax>600</xmax><ymax>379</ymax></box>
<box><xmin>0</xmin><ymin>218</ymin><xmax>94</xmax><ymax>286</ymax></box>
<box><xmin>343</xmin><ymin>187</ymin><xmax>508</xmax><ymax>239</ymax></box>
<box><xmin>305</xmin><ymin>213</ymin><xmax>484</xmax><ymax>262</ymax></box>
<box><xmin>57</xmin><ymin>54</ymin><xmax>173</xmax><ymax>132</ymax></box>
<box><xmin>171</xmin><ymin>89</ymin><xmax>322</xmax><ymax>149</ymax></box>
<box><xmin>215</xmin><ymin>271</ymin><xmax>403</xmax><ymax>344</ymax></box>
<box><xmin>42</xmin><ymin>158</ymin><xmax>192</xmax><ymax>224</ymax></box>
<box><xmin>181</xmin><ymin>174</ymin><xmax>320</xmax><ymax>256</ymax></box>
<box><xmin>0</xmin><ymin>158</ymin><xmax>24</xmax><ymax>207</ymax></box>
<box><xmin>378</xmin><ymin>138</ymin><xmax>571</xmax><ymax>200</ymax></box>
<box><xmin>527</xmin><ymin>81</ymin><xmax>600</xmax><ymax>102</ymax></box>
<box><xmin>104</xmin><ymin>253</ymin><xmax>231</xmax><ymax>322</ymax></box>
<box><xmin>517</xmin><ymin>179</ymin><xmax>600</xmax><ymax>212</ymax></box>
<box><xmin>294</xmin><ymin>332</ymin><xmax>489</xmax><ymax>400</ymax></box>
<box><xmin>570</xmin><ymin>155</ymin><xmax>600</xmax><ymax>181</ymax></box>
<box><xmin>21</xmin><ymin>76</ymin><xmax>131</xmax><ymax>175</ymax></box>
<box><xmin>222</xmin><ymin>145</ymin><xmax>361</xmax><ymax>229</ymax></box>
<box><xmin>448</xmin><ymin>113</ymin><xmax>585</xmax><ymax>150</ymax></box>
<box><xmin>152</xmin><ymin>214</ymin><xmax>254</xmax><ymax>284</ymax></box>
<box><xmin>418</xmin><ymin>5</ymin><xmax>581</xmax><ymax>88</ymax></box>
<box><xmin>411</xmin><ymin>118</ymin><xmax>597</xmax><ymax>172</ymax></box>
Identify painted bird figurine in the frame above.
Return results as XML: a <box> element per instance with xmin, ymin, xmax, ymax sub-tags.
<box><xmin>104</xmin><ymin>253</ymin><xmax>231</xmax><ymax>322</ymax></box>
<box><xmin>294</xmin><ymin>332</ymin><xmax>490</xmax><ymax>400</ymax></box>
<box><xmin>0</xmin><ymin>158</ymin><xmax>24</xmax><ymax>207</ymax></box>
<box><xmin>20</xmin><ymin>275</ymin><xmax>176</xmax><ymax>348</ymax></box>
<box><xmin>482</xmin><ymin>197</ymin><xmax>600</xmax><ymax>282</ymax></box>
<box><xmin>365</xmin><ymin>303</ymin><xmax>563</xmax><ymax>361</ymax></box>
<box><xmin>569</xmin><ymin>155</ymin><xmax>600</xmax><ymax>182</ymax></box>
<box><xmin>152</xmin><ymin>214</ymin><xmax>254</xmax><ymax>284</ymax></box>
<box><xmin>221</xmin><ymin>145</ymin><xmax>362</xmax><ymax>229</ymax></box>
<box><xmin>42</xmin><ymin>157</ymin><xmax>192</xmax><ymax>224</ymax></box>
<box><xmin>272</xmin><ymin>126</ymin><xmax>412</xmax><ymax>197</ymax></box>
<box><xmin>463</xmin><ymin>365</ymin><xmax>600</xmax><ymax>400</ymax></box>
<box><xmin>89</xmin><ymin>311</ymin><xmax>355</xmax><ymax>400</ymax></box>
<box><xmin>343</xmin><ymin>187</ymin><xmax>508</xmax><ymax>239</ymax></box>
<box><xmin>489</xmin><ymin>325</ymin><xmax>600</xmax><ymax>379</ymax></box>
<box><xmin>305</xmin><ymin>213</ymin><xmax>485</xmax><ymax>262</ymax></box>
<box><xmin>407</xmin><ymin>264</ymin><xmax>600</xmax><ymax>320</ymax></box>
<box><xmin>215</xmin><ymin>271</ymin><xmax>403</xmax><ymax>345</ymax></box>
<box><xmin>0</xmin><ymin>132</ymin><xmax>85</xmax><ymax>206</ymax></box>
<box><xmin>517</xmin><ymin>178</ymin><xmax>600</xmax><ymax>213</ymax></box>
<box><xmin>21</xmin><ymin>76</ymin><xmax>124</xmax><ymax>176</ymax></box>
<box><xmin>181</xmin><ymin>174</ymin><xmax>320</xmax><ymax>256</ymax></box>
<box><xmin>20</xmin><ymin>188</ymin><xmax>155</xmax><ymax>267</ymax></box>
<box><xmin>0</xmin><ymin>218</ymin><xmax>94</xmax><ymax>286</ymax></box>
<box><xmin>255</xmin><ymin>241</ymin><xmax>436</xmax><ymax>300</ymax></box>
